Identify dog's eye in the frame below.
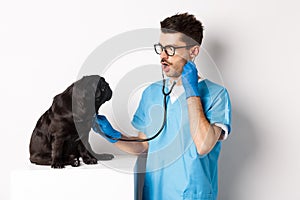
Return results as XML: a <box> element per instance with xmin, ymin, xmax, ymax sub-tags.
<box><xmin>101</xmin><ymin>88</ymin><xmax>105</xmax><ymax>92</ymax></box>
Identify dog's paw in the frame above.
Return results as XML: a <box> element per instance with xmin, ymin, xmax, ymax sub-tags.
<box><xmin>95</xmin><ymin>153</ymin><xmax>114</xmax><ymax>161</ymax></box>
<box><xmin>83</xmin><ymin>157</ymin><xmax>98</xmax><ymax>165</ymax></box>
<box><xmin>71</xmin><ymin>159</ymin><xmax>80</xmax><ymax>167</ymax></box>
<box><xmin>51</xmin><ymin>161</ymin><xmax>65</xmax><ymax>169</ymax></box>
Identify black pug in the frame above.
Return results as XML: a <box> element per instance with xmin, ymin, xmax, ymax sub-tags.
<box><xmin>29</xmin><ymin>75</ymin><xmax>113</xmax><ymax>168</ymax></box>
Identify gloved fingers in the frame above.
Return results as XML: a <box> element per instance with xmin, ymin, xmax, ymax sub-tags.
<box><xmin>96</xmin><ymin>114</ymin><xmax>107</xmax><ymax>122</ymax></box>
<box><xmin>93</xmin><ymin>118</ymin><xmax>103</xmax><ymax>130</ymax></box>
<box><xmin>92</xmin><ymin>115</ymin><xmax>121</xmax><ymax>143</ymax></box>
<box><xmin>181</xmin><ymin>61</ymin><xmax>200</xmax><ymax>98</ymax></box>
<box><xmin>182</xmin><ymin>61</ymin><xmax>198</xmax><ymax>75</ymax></box>
<box><xmin>95</xmin><ymin>114</ymin><xmax>116</xmax><ymax>132</ymax></box>
<box><xmin>95</xmin><ymin>115</ymin><xmax>111</xmax><ymax>128</ymax></box>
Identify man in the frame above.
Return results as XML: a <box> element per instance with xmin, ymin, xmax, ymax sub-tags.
<box><xmin>94</xmin><ymin>13</ymin><xmax>231</xmax><ymax>200</ymax></box>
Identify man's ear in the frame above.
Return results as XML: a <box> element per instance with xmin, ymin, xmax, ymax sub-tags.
<box><xmin>190</xmin><ymin>46</ymin><xmax>200</xmax><ymax>58</ymax></box>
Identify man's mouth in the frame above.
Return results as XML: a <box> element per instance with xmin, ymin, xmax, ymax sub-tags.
<box><xmin>161</xmin><ymin>60</ymin><xmax>171</xmax><ymax>72</ymax></box>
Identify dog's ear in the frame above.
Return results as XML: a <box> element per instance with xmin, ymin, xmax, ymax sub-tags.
<box><xmin>72</xmin><ymin>76</ymin><xmax>100</xmax><ymax>121</ymax></box>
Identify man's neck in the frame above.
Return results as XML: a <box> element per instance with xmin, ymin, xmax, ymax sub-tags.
<box><xmin>170</xmin><ymin>77</ymin><xmax>182</xmax><ymax>86</ymax></box>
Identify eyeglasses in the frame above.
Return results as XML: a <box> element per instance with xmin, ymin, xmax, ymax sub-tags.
<box><xmin>154</xmin><ymin>43</ymin><xmax>196</xmax><ymax>56</ymax></box>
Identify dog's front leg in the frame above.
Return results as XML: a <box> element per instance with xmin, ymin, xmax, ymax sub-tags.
<box><xmin>78</xmin><ymin>137</ymin><xmax>114</xmax><ymax>163</ymax></box>
<box><xmin>51</xmin><ymin>134</ymin><xmax>65</xmax><ymax>168</ymax></box>
<box><xmin>77</xmin><ymin>137</ymin><xmax>98</xmax><ymax>165</ymax></box>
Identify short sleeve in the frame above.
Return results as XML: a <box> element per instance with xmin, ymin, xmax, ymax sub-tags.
<box><xmin>206</xmin><ymin>88</ymin><xmax>232</xmax><ymax>134</ymax></box>
<box><xmin>131</xmin><ymin>91</ymin><xmax>147</xmax><ymax>133</ymax></box>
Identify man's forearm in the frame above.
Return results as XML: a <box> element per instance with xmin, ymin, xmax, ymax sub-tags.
<box><xmin>186</xmin><ymin>96</ymin><xmax>221</xmax><ymax>155</ymax></box>
<box><xmin>114</xmin><ymin>133</ymin><xmax>148</xmax><ymax>155</ymax></box>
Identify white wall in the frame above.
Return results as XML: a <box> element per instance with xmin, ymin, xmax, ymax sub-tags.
<box><xmin>1</xmin><ymin>0</ymin><xmax>300</xmax><ymax>199</ymax></box>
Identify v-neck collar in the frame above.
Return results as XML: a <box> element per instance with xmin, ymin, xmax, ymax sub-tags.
<box><xmin>167</xmin><ymin>78</ymin><xmax>205</xmax><ymax>104</ymax></box>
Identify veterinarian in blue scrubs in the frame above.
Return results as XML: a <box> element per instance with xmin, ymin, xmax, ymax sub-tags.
<box><xmin>94</xmin><ymin>13</ymin><xmax>231</xmax><ymax>200</ymax></box>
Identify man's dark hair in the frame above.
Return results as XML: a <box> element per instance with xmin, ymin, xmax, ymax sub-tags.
<box><xmin>160</xmin><ymin>13</ymin><xmax>204</xmax><ymax>46</ymax></box>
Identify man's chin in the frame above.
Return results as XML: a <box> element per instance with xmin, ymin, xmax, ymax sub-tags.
<box><xmin>164</xmin><ymin>72</ymin><xmax>181</xmax><ymax>79</ymax></box>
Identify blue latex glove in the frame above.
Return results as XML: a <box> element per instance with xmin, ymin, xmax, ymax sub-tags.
<box><xmin>92</xmin><ymin>115</ymin><xmax>121</xmax><ymax>143</ymax></box>
<box><xmin>181</xmin><ymin>61</ymin><xmax>200</xmax><ymax>98</ymax></box>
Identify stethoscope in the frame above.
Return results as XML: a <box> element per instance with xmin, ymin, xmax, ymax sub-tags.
<box><xmin>103</xmin><ymin>71</ymin><xmax>178</xmax><ymax>142</ymax></box>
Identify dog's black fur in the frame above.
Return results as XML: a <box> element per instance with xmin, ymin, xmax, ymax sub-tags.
<box><xmin>29</xmin><ymin>75</ymin><xmax>113</xmax><ymax>168</ymax></box>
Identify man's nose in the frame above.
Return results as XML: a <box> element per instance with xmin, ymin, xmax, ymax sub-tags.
<box><xmin>160</xmin><ymin>49</ymin><xmax>169</xmax><ymax>60</ymax></box>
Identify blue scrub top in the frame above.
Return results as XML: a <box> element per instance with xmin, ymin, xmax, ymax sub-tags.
<box><xmin>132</xmin><ymin>79</ymin><xmax>231</xmax><ymax>200</ymax></box>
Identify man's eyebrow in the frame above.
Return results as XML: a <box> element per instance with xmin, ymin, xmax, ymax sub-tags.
<box><xmin>158</xmin><ymin>42</ymin><xmax>177</xmax><ymax>46</ymax></box>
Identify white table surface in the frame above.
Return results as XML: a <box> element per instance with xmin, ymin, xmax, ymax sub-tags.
<box><xmin>10</xmin><ymin>155</ymin><xmax>138</xmax><ymax>200</ymax></box>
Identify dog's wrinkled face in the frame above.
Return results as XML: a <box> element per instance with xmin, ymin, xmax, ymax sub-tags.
<box><xmin>95</xmin><ymin>77</ymin><xmax>112</xmax><ymax>112</ymax></box>
<box><xmin>72</xmin><ymin>75</ymin><xmax>112</xmax><ymax>119</ymax></box>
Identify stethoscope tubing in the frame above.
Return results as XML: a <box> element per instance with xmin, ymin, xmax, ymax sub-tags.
<box><xmin>104</xmin><ymin>78</ymin><xmax>176</xmax><ymax>142</ymax></box>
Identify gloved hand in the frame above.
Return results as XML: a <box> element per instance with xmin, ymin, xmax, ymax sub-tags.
<box><xmin>181</xmin><ymin>60</ymin><xmax>200</xmax><ymax>98</ymax></box>
<box><xmin>92</xmin><ymin>115</ymin><xmax>121</xmax><ymax>143</ymax></box>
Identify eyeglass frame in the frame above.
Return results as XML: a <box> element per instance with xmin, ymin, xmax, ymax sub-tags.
<box><xmin>154</xmin><ymin>43</ymin><xmax>197</xmax><ymax>56</ymax></box>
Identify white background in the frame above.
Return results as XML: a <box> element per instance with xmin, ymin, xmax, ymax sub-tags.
<box><xmin>1</xmin><ymin>0</ymin><xmax>300</xmax><ymax>199</ymax></box>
